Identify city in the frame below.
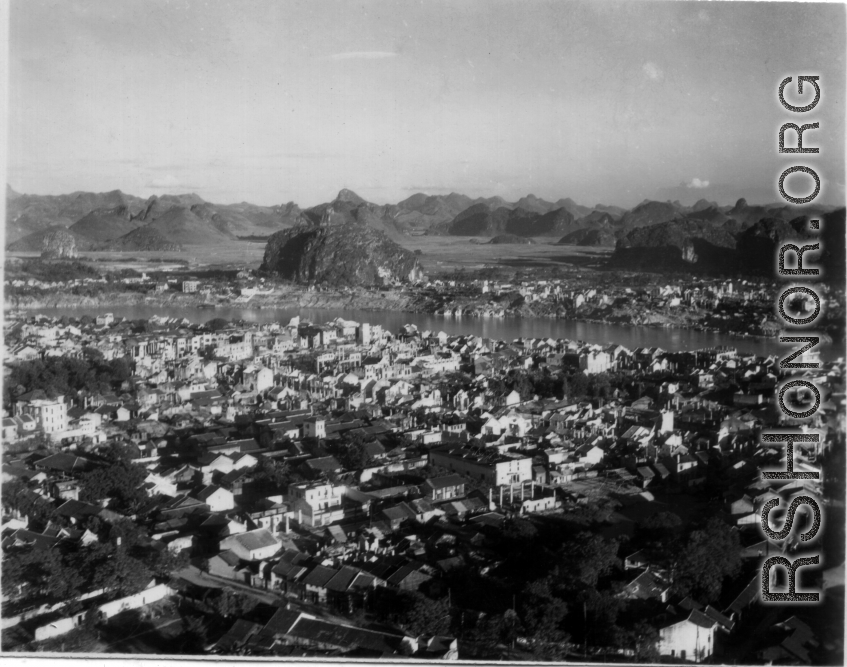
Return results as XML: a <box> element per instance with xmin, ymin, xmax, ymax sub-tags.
<box><xmin>2</xmin><ymin>302</ymin><xmax>844</xmax><ymax>660</ymax></box>
<box><xmin>4</xmin><ymin>0</ymin><xmax>845</xmax><ymax>664</ymax></box>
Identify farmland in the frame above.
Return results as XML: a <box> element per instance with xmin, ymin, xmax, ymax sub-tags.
<box><xmin>6</xmin><ymin>237</ymin><xmax>613</xmax><ymax>278</ymax></box>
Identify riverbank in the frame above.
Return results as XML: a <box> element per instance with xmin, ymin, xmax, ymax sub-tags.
<box><xmin>4</xmin><ymin>286</ymin><xmax>416</xmax><ymax>313</ymax></box>
<box><xmin>7</xmin><ymin>286</ymin><xmax>828</xmax><ymax>348</ymax></box>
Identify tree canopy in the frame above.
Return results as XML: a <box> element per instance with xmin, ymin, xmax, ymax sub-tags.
<box><xmin>673</xmin><ymin>517</ymin><xmax>741</xmax><ymax>604</ymax></box>
<box><xmin>79</xmin><ymin>459</ymin><xmax>148</xmax><ymax>514</ymax></box>
<box><xmin>4</xmin><ymin>355</ymin><xmax>133</xmax><ymax>407</ymax></box>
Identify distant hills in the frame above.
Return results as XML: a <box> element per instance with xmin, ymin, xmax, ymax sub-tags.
<box><xmin>6</xmin><ymin>187</ymin><xmax>306</xmax><ymax>251</ymax></box>
<box><xmin>609</xmin><ymin>206</ymin><xmax>845</xmax><ymax>278</ymax></box>
<box><xmin>6</xmin><ymin>185</ymin><xmax>842</xmax><ymax>278</ymax></box>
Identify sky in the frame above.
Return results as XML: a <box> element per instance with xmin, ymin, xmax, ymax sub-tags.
<box><xmin>7</xmin><ymin>0</ymin><xmax>846</xmax><ymax>208</ymax></box>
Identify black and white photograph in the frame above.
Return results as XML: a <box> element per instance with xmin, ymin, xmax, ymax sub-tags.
<box><xmin>1</xmin><ymin>1</ymin><xmax>845</xmax><ymax>664</ymax></box>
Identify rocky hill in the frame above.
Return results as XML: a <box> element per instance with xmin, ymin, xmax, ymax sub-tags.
<box><xmin>558</xmin><ymin>228</ymin><xmax>617</xmax><ymax>247</ymax></box>
<box><xmin>8</xmin><ymin>226</ymin><xmax>94</xmax><ymax>252</ymax></box>
<box><xmin>617</xmin><ymin>200</ymin><xmax>684</xmax><ymax>228</ymax></box>
<box><xmin>521</xmin><ymin>208</ymin><xmax>579</xmax><ymax>236</ymax></box>
<box><xmin>40</xmin><ymin>229</ymin><xmax>80</xmax><ymax>259</ymax></box>
<box><xmin>301</xmin><ymin>189</ymin><xmax>405</xmax><ymax>239</ymax></box>
<box><xmin>394</xmin><ymin>192</ymin><xmax>476</xmax><ymax>231</ymax></box>
<box><xmin>261</xmin><ymin>224</ymin><xmax>425</xmax><ymax>287</ymax></box>
<box><xmin>438</xmin><ymin>204</ymin><xmax>579</xmax><ymax>237</ymax></box>
<box><xmin>593</xmin><ymin>203</ymin><xmax>626</xmax><ymax>217</ymax></box>
<box><xmin>99</xmin><ymin>226</ymin><xmax>184</xmax><ymax>252</ymax></box>
<box><xmin>608</xmin><ymin>208</ymin><xmax>845</xmax><ymax>276</ymax></box>
<box><xmin>5</xmin><ymin>188</ymin><xmax>147</xmax><ymax>243</ymax></box>
<box><xmin>6</xmin><ymin>188</ymin><xmax>301</xmax><ymax>249</ymax></box>
<box><xmin>69</xmin><ymin>205</ymin><xmax>144</xmax><ymax>241</ymax></box>
<box><xmin>609</xmin><ymin>219</ymin><xmax>737</xmax><ymax>273</ymax></box>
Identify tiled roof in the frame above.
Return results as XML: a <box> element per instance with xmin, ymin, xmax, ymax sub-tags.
<box><xmin>230</xmin><ymin>528</ymin><xmax>280</xmax><ymax>553</ymax></box>
<box><xmin>303</xmin><ymin>564</ymin><xmax>338</xmax><ymax>588</ymax></box>
<box><xmin>424</xmin><ymin>474</ymin><xmax>466</xmax><ymax>490</ymax></box>
<box><xmin>325</xmin><ymin>566</ymin><xmax>360</xmax><ymax>592</ymax></box>
<box><xmin>264</xmin><ymin>608</ymin><xmax>302</xmax><ymax>636</ymax></box>
<box><xmin>214</xmin><ymin>549</ymin><xmax>242</xmax><ymax>567</ymax></box>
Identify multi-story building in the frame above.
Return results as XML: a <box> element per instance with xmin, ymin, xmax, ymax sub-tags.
<box><xmin>288</xmin><ymin>482</ymin><xmax>347</xmax><ymax>528</ymax></box>
<box><xmin>14</xmin><ymin>395</ymin><xmax>68</xmax><ymax>435</ymax></box>
<box><xmin>429</xmin><ymin>447</ymin><xmax>533</xmax><ymax>486</ymax></box>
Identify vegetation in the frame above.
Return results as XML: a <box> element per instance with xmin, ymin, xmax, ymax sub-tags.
<box><xmin>79</xmin><ymin>459</ymin><xmax>149</xmax><ymax>514</ymax></box>
<box><xmin>6</xmin><ymin>259</ymin><xmax>103</xmax><ymax>283</ymax></box>
<box><xmin>672</xmin><ymin>517</ymin><xmax>741</xmax><ymax>604</ymax></box>
<box><xmin>3</xmin><ymin>352</ymin><xmax>133</xmax><ymax>407</ymax></box>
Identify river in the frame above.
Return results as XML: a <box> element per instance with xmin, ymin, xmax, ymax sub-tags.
<box><xmin>20</xmin><ymin>304</ymin><xmax>842</xmax><ymax>360</ymax></box>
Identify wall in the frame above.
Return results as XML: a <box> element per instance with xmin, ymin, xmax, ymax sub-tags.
<box><xmin>33</xmin><ymin>583</ymin><xmax>173</xmax><ymax>642</ymax></box>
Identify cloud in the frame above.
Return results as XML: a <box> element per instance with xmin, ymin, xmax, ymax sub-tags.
<box><xmin>686</xmin><ymin>178</ymin><xmax>710</xmax><ymax>189</ymax></box>
<box><xmin>323</xmin><ymin>51</ymin><xmax>398</xmax><ymax>61</ymax></box>
<box><xmin>642</xmin><ymin>62</ymin><xmax>664</xmax><ymax>82</ymax></box>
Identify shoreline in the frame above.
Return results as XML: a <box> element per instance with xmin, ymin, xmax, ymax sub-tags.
<box><xmin>5</xmin><ymin>289</ymin><xmax>815</xmax><ymax>345</ymax></box>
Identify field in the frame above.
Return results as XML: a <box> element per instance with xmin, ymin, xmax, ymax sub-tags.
<box><xmin>404</xmin><ymin>236</ymin><xmax>613</xmax><ymax>274</ymax></box>
<box><xmin>6</xmin><ymin>237</ymin><xmax>613</xmax><ymax>277</ymax></box>
<box><xmin>6</xmin><ymin>243</ymin><xmax>267</xmax><ymax>272</ymax></box>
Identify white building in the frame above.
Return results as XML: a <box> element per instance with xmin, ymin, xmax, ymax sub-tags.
<box><xmin>658</xmin><ymin>610</ymin><xmax>718</xmax><ymax>662</ymax></box>
<box><xmin>288</xmin><ymin>482</ymin><xmax>347</xmax><ymax>528</ymax></box>
<box><xmin>14</xmin><ymin>395</ymin><xmax>68</xmax><ymax>435</ymax></box>
<box><xmin>220</xmin><ymin>528</ymin><xmax>281</xmax><ymax>561</ymax></box>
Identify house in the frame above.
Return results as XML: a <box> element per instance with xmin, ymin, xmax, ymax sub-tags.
<box><xmin>303</xmin><ymin>564</ymin><xmax>338</xmax><ymax>603</ymax></box>
<box><xmin>657</xmin><ymin>606</ymin><xmax>718</xmax><ymax>662</ymax></box>
<box><xmin>14</xmin><ymin>394</ymin><xmax>69</xmax><ymax>436</ymax></box>
<box><xmin>422</xmin><ymin>474</ymin><xmax>466</xmax><ymax>502</ymax></box>
<box><xmin>208</xmin><ymin>549</ymin><xmax>245</xmax><ymax>581</ymax></box>
<box><xmin>220</xmin><ymin>528</ymin><xmax>281</xmax><ymax>561</ymax></box>
<box><xmin>289</xmin><ymin>482</ymin><xmax>347</xmax><ymax>528</ymax></box>
<box><xmin>195</xmin><ymin>484</ymin><xmax>235</xmax><ymax>512</ymax></box>
<box><xmin>757</xmin><ymin>616</ymin><xmax>819</xmax><ymax>665</ymax></box>
<box><xmin>617</xmin><ymin>568</ymin><xmax>670</xmax><ymax>602</ymax></box>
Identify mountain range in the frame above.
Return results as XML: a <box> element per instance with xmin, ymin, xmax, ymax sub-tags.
<box><xmin>6</xmin><ymin>185</ymin><xmax>841</xmax><ymax>276</ymax></box>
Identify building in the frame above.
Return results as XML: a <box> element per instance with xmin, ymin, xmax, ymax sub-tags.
<box><xmin>14</xmin><ymin>395</ymin><xmax>68</xmax><ymax>435</ymax></box>
<box><xmin>182</xmin><ymin>280</ymin><xmax>199</xmax><ymax>293</ymax></box>
<box><xmin>289</xmin><ymin>482</ymin><xmax>347</xmax><ymax>528</ymax></box>
<box><xmin>428</xmin><ymin>447</ymin><xmax>533</xmax><ymax>486</ymax></box>
<box><xmin>658</xmin><ymin>608</ymin><xmax>718</xmax><ymax>662</ymax></box>
<box><xmin>220</xmin><ymin>528</ymin><xmax>281</xmax><ymax>561</ymax></box>
<box><xmin>422</xmin><ymin>475</ymin><xmax>466</xmax><ymax>502</ymax></box>
<box><xmin>195</xmin><ymin>484</ymin><xmax>235</xmax><ymax>512</ymax></box>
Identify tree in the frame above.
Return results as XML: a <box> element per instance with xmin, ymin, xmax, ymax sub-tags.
<box><xmin>181</xmin><ymin>613</ymin><xmax>209</xmax><ymax>652</ymax></box>
<box><xmin>578</xmin><ymin>588</ymin><xmax>626</xmax><ymax>649</ymax></box>
<box><xmin>207</xmin><ymin>587</ymin><xmax>255</xmax><ymax>619</ymax></box>
<box><xmin>1</xmin><ymin>478</ymin><xmax>54</xmax><ymax>526</ymax></box>
<box><xmin>638</xmin><ymin>511</ymin><xmax>684</xmax><ymax>551</ymax></box>
<box><xmin>673</xmin><ymin>517</ymin><xmax>741</xmax><ymax>604</ymax></box>
<box><xmin>625</xmin><ymin>621</ymin><xmax>661</xmax><ymax>662</ymax></box>
<box><xmin>79</xmin><ymin>460</ymin><xmax>148</xmax><ymax>513</ymax></box>
<box><xmin>150</xmin><ymin>547</ymin><xmax>190</xmax><ymax>581</ymax></box>
<box><xmin>377</xmin><ymin>589</ymin><xmax>452</xmax><ymax>636</ymax></box>
<box><xmin>336</xmin><ymin>431</ymin><xmax>376</xmax><ymax>471</ymax></box>
<box><xmin>519</xmin><ymin>577</ymin><xmax>569</xmax><ymax>650</ymax></box>
<box><xmin>502</xmin><ymin>517</ymin><xmax>539</xmax><ymax>544</ymax></box>
<box><xmin>254</xmin><ymin>458</ymin><xmax>292</xmax><ymax>489</ymax></box>
<box><xmin>2</xmin><ymin>546</ymin><xmax>84</xmax><ymax>610</ymax></box>
<box><xmin>558</xmin><ymin>532</ymin><xmax>619</xmax><ymax>589</ymax></box>
<box><xmin>3</xmin><ymin>355</ymin><xmax>135</xmax><ymax>408</ymax></box>
<box><xmin>205</xmin><ymin>318</ymin><xmax>231</xmax><ymax>331</ymax></box>
<box><xmin>87</xmin><ymin>543</ymin><xmax>153</xmax><ymax>599</ymax></box>
<box><xmin>569</xmin><ymin>372</ymin><xmax>590</xmax><ymax>399</ymax></box>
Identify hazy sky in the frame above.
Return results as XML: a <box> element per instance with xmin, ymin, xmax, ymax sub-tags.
<box><xmin>8</xmin><ymin>0</ymin><xmax>846</xmax><ymax>207</ymax></box>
